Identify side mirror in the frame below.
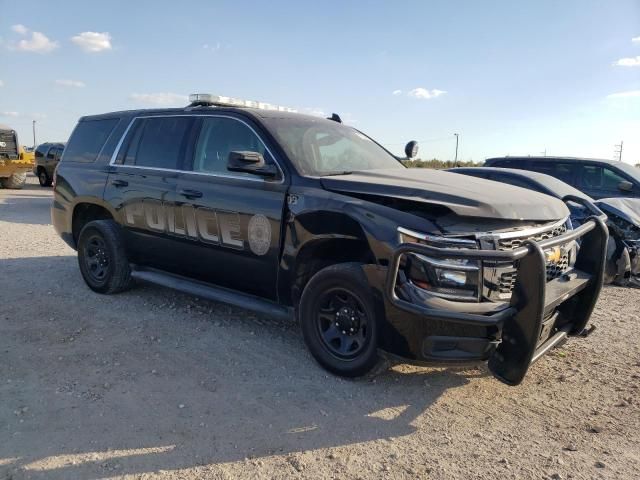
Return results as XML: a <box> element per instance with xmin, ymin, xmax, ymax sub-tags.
<box><xmin>227</xmin><ymin>151</ymin><xmax>277</xmax><ymax>177</ymax></box>
<box><xmin>618</xmin><ymin>180</ymin><xmax>633</xmax><ymax>192</ymax></box>
<box><xmin>404</xmin><ymin>141</ymin><xmax>419</xmax><ymax>159</ymax></box>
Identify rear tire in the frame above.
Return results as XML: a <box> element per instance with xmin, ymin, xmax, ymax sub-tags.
<box><xmin>77</xmin><ymin>220</ymin><xmax>132</xmax><ymax>294</ymax></box>
<box><xmin>38</xmin><ymin>169</ymin><xmax>52</xmax><ymax>187</ymax></box>
<box><xmin>299</xmin><ymin>263</ymin><xmax>380</xmax><ymax>377</ymax></box>
<box><xmin>0</xmin><ymin>172</ymin><xmax>27</xmax><ymax>189</ymax></box>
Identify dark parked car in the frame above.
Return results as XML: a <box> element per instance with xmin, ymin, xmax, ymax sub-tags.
<box><xmin>484</xmin><ymin>156</ymin><xmax>640</xmax><ymax>200</ymax></box>
<box><xmin>33</xmin><ymin>142</ymin><xmax>65</xmax><ymax>186</ymax></box>
<box><xmin>450</xmin><ymin>167</ymin><xmax>639</xmax><ymax>286</ymax></box>
<box><xmin>51</xmin><ymin>93</ymin><xmax>608</xmax><ymax>386</ymax></box>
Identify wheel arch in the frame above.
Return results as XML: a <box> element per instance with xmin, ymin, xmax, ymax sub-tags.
<box><xmin>71</xmin><ymin>200</ymin><xmax>118</xmax><ymax>245</ymax></box>
<box><xmin>279</xmin><ymin>210</ymin><xmax>378</xmax><ymax>306</ymax></box>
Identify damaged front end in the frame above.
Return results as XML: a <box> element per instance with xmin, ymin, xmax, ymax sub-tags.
<box><xmin>596</xmin><ymin>198</ymin><xmax>640</xmax><ymax>284</ymax></box>
<box><xmin>384</xmin><ymin>207</ymin><xmax>608</xmax><ymax>386</ymax></box>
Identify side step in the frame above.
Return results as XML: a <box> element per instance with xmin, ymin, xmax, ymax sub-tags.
<box><xmin>130</xmin><ymin>266</ymin><xmax>293</xmax><ymax>321</ymax></box>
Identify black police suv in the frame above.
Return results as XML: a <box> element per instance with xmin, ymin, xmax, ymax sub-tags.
<box><xmin>484</xmin><ymin>156</ymin><xmax>640</xmax><ymax>200</ymax></box>
<box><xmin>52</xmin><ymin>94</ymin><xmax>608</xmax><ymax>385</ymax></box>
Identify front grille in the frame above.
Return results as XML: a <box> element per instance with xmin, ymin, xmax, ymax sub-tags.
<box><xmin>0</xmin><ymin>130</ymin><xmax>19</xmax><ymax>158</ymax></box>
<box><xmin>546</xmin><ymin>253</ymin><xmax>569</xmax><ymax>281</ymax></box>
<box><xmin>496</xmin><ymin>223</ymin><xmax>567</xmax><ymax>251</ymax></box>
<box><xmin>484</xmin><ymin>220</ymin><xmax>572</xmax><ymax>300</ymax></box>
<box><xmin>497</xmin><ymin>252</ymin><xmax>570</xmax><ymax>295</ymax></box>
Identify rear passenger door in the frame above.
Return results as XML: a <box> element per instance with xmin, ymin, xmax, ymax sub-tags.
<box><xmin>104</xmin><ymin>116</ymin><xmax>195</xmax><ymax>272</ymax></box>
<box><xmin>174</xmin><ymin>115</ymin><xmax>288</xmax><ymax>300</ymax></box>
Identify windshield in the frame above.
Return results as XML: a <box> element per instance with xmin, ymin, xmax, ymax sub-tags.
<box><xmin>264</xmin><ymin>117</ymin><xmax>405</xmax><ymax>176</ymax></box>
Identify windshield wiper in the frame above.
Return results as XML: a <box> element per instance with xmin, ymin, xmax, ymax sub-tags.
<box><xmin>320</xmin><ymin>170</ymin><xmax>354</xmax><ymax>177</ymax></box>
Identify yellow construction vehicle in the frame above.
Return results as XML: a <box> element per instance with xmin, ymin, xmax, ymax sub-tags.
<box><xmin>0</xmin><ymin>123</ymin><xmax>34</xmax><ymax>189</ymax></box>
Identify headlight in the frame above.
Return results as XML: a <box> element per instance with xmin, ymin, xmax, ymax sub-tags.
<box><xmin>398</xmin><ymin>227</ymin><xmax>481</xmax><ymax>302</ymax></box>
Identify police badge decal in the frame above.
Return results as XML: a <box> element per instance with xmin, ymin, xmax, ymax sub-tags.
<box><xmin>248</xmin><ymin>214</ymin><xmax>272</xmax><ymax>256</ymax></box>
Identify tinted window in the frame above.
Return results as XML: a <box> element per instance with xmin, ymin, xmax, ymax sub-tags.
<box><xmin>63</xmin><ymin>119</ymin><xmax>119</xmax><ymax>163</ymax></box>
<box><xmin>192</xmin><ymin>117</ymin><xmax>269</xmax><ymax>175</ymax></box>
<box><xmin>46</xmin><ymin>148</ymin><xmax>56</xmax><ymax>159</ymax></box>
<box><xmin>528</xmin><ymin>162</ymin><xmax>578</xmax><ymax>186</ymax></box>
<box><xmin>581</xmin><ymin>165</ymin><xmax>627</xmax><ymax>191</ymax></box>
<box><xmin>603</xmin><ymin>167</ymin><xmax>627</xmax><ymax>190</ymax></box>
<box><xmin>35</xmin><ymin>145</ymin><xmax>47</xmax><ymax>158</ymax></box>
<box><xmin>123</xmin><ymin>117</ymin><xmax>192</xmax><ymax>169</ymax></box>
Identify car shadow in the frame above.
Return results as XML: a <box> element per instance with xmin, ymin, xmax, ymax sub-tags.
<box><xmin>0</xmin><ymin>255</ymin><xmax>480</xmax><ymax>479</ymax></box>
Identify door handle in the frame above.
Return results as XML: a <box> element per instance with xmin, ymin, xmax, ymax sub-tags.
<box><xmin>179</xmin><ymin>189</ymin><xmax>203</xmax><ymax>199</ymax></box>
<box><xmin>111</xmin><ymin>179</ymin><xmax>128</xmax><ymax>187</ymax></box>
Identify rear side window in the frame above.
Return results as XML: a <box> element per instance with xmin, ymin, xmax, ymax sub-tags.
<box><xmin>63</xmin><ymin>119</ymin><xmax>119</xmax><ymax>163</ymax></box>
<box><xmin>35</xmin><ymin>145</ymin><xmax>47</xmax><ymax>158</ymax></box>
<box><xmin>121</xmin><ymin>117</ymin><xmax>192</xmax><ymax>170</ymax></box>
<box><xmin>528</xmin><ymin>162</ymin><xmax>578</xmax><ymax>186</ymax></box>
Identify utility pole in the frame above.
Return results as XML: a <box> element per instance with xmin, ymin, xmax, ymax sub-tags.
<box><xmin>614</xmin><ymin>141</ymin><xmax>623</xmax><ymax>162</ymax></box>
<box><xmin>32</xmin><ymin>120</ymin><xmax>37</xmax><ymax>148</ymax></box>
<box><xmin>454</xmin><ymin>133</ymin><xmax>459</xmax><ymax>167</ymax></box>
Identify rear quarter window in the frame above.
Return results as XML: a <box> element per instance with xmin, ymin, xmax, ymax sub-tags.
<box><xmin>62</xmin><ymin>118</ymin><xmax>119</xmax><ymax>163</ymax></box>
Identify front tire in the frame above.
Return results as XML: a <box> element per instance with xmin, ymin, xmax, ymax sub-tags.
<box><xmin>299</xmin><ymin>263</ymin><xmax>380</xmax><ymax>377</ymax></box>
<box><xmin>38</xmin><ymin>169</ymin><xmax>52</xmax><ymax>187</ymax></box>
<box><xmin>77</xmin><ymin>220</ymin><xmax>132</xmax><ymax>294</ymax></box>
<box><xmin>0</xmin><ymin>172</ymin><xmax>27</xmax><ymax>189</ymax></box>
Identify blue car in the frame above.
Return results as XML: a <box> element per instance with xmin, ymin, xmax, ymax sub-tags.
<box><xmin>484</xmin><ymin>156</ymin><xmax>640</xmax><ymax>200</ymax></box>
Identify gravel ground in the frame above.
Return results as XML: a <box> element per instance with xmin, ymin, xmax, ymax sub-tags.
<box><xmin>1</xmin><ymin>176</ymin><xmax>639</xmax><ymax>480</ymax></box>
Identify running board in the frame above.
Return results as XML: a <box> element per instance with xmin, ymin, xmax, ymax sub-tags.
<box><xmin>130</xmin><ymin>266</ymin><xmax>293</xmax><ymax>321</ymax></box>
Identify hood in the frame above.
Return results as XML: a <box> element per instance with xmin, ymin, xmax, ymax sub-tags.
<box><xmin>595</xmin><ymin>198</ymin><xmax>640</xmax><ymax>227</ymax></box>
<box><xmin>321</xmin><ymin>168</ymin><xmax>569</xmax><ymax>221</ymax></box>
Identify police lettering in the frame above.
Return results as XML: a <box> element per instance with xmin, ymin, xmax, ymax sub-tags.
<box><xmin>123</xmin><ymin>199</ymin><xmax>245</xmax><ymax>250</ymax></box>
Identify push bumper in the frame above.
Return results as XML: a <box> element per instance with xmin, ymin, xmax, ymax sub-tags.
<box><xmin>384</xmin><ymin>215</ymin><xmax>609</xmax><ymax>386</ymax></box>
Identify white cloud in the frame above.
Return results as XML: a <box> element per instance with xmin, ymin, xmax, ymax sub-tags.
<box><xmin>202</xmin><ymin>42</ymin><xmax>221</xmax><ymax>51</ymax></box>
<box><xmin>392</xmin><ymin>89</ymin><xmax>403</xmax><ymax>96</ymax></box>
<box><xmin>614</xmin><ymin>55</ymin><xmax>640</xmax><ymax>67</ymax></box>
<box><xmin>13</xmin><ymin>31</ymin><xmax>58</xmax><ymax>53</ymax></box>
<box><xmin>71</xmin><ymin>32</ymin><xmax>112</xmax><ymax>53</ymax></box>
<box><xmin>0</xmin><ymin>80</ymin><xmax>4</xmax><ymax>87</ymax></box>
<box><xmin>407</xmin><ymin>87</ymin><xmax>447</xmax><ymax>99</ymax></box>
<box><xmin>55</xmin><ymin>79</ymin><xmax>86</xmax><ymax>88</ymax></box>
<box><xmin>0</xmin><ymin>111</ymin><xmax>46</xmax><ymax>119</ymax></box>
<box><xmin>129</xmin><ymin>93</ymin><xmax>189</xmax><ymax>106</ymax></box>
<box><xmin>607</xmin><ymin>90</ymin><xmax>640</xmax><ymax>99</ymax></box>
<box><xmin>11</xmin><ymin>24</ymin><xmax>28</xmax><ymax>35</ymax></box>
<box><xmin>632</xmin><ymin>36</ymin><xmax>640</xmax><ymax>44</ymax></box>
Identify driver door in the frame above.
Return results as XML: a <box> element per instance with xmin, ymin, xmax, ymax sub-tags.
<box><xmin>174</xmin><ymin>115</ymin><xmax>288</xmax><ymax>300</ymax></box>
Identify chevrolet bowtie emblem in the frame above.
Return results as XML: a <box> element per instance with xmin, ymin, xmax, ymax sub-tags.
<box><xmin>544</xmin><ymin>246</ymin><xmax>562</xmax><ymax>263</ymax></box>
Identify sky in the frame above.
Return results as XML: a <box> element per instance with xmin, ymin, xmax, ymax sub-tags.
<box><xmin>1</xmin><ymin>0</ymin><xmax>639</xmax><ymax>164</ymax></box>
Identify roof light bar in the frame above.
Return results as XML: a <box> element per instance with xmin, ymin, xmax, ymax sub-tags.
<box><xmin>188</xmin><ymin>93</ymin><xmax>297</xmax><ymax>112</ymax></box>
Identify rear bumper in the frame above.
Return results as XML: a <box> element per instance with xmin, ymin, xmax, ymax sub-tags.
<box><xmin>382</xmin><ymin>216</ymin><xmax>609</xmax><ymax>385</ymax></box>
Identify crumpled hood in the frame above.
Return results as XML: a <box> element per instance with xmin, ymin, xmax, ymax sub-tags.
<box><xmin>595</xmin><ymin>197</ymin><xmax>640</xmax><ymax>227</ymax></box>
<box><xmin>321</xmin><ymin>168</ymin><xmax>570</xmax><ymax>221</ymax></box>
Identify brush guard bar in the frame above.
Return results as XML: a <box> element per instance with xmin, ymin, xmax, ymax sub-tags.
<box><xmin>385</xmin><ymin>215</ymin><xmax>609</xmax><ymax>385</ymax></box>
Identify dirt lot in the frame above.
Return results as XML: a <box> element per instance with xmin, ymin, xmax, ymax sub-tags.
<box><xmin>1</xmin><ymin>177</ymin><xmax>639</xmax><ymax>480</ymax></box>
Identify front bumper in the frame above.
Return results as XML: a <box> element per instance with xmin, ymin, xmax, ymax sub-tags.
<box><xmin>382</xmin><ymin>215</ymin><xmax>609</xmax><ymax>386</ymax></box>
